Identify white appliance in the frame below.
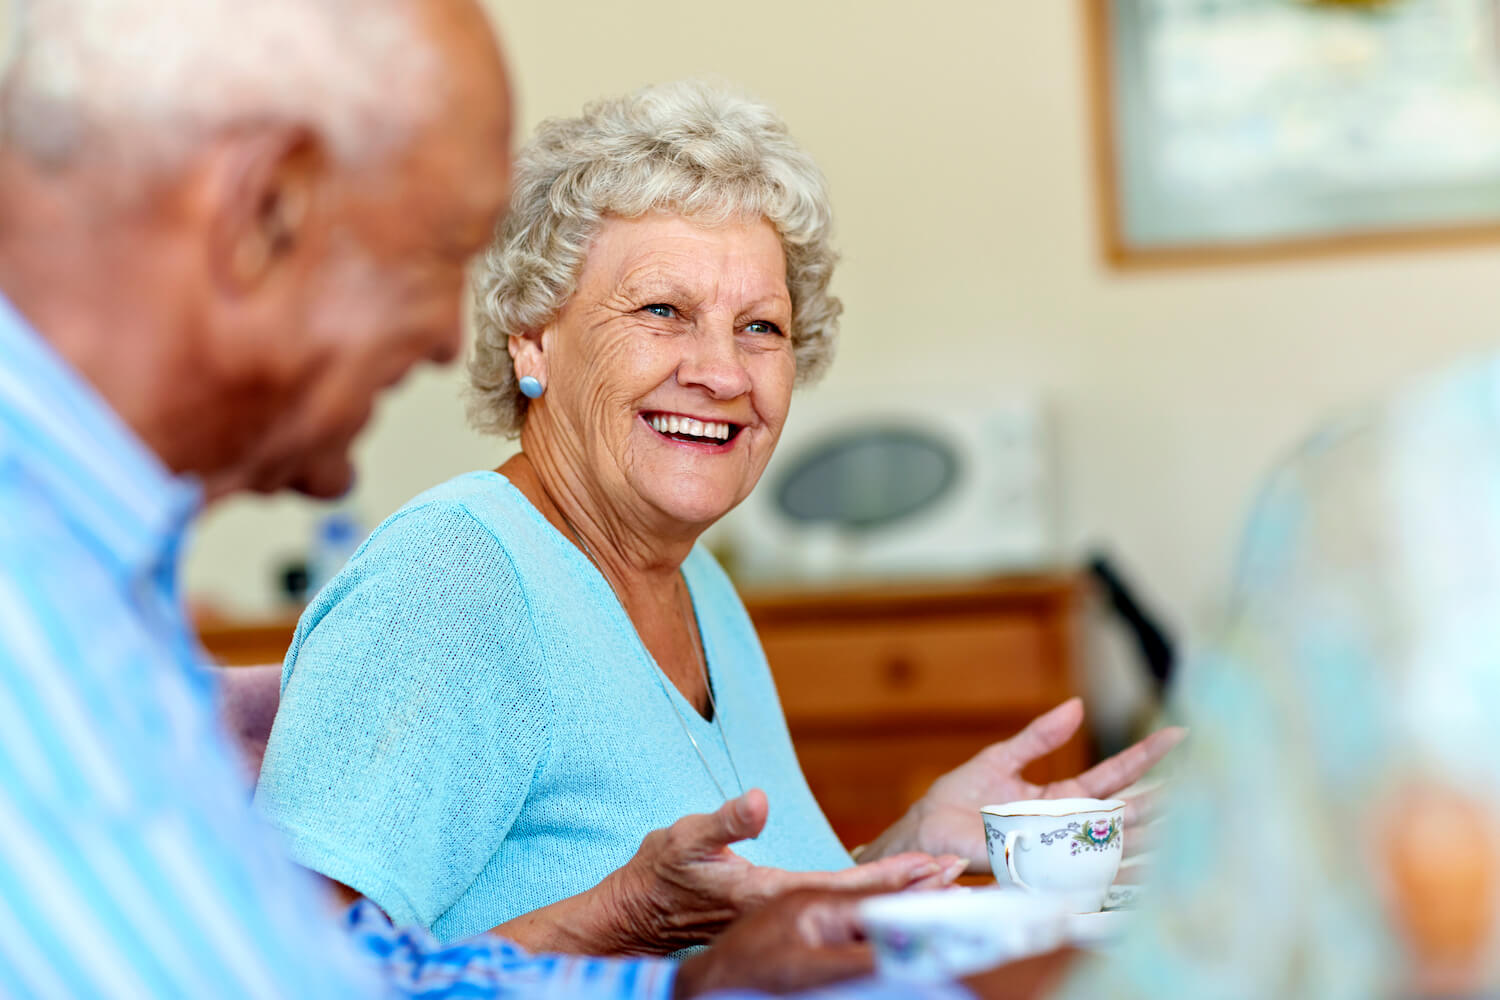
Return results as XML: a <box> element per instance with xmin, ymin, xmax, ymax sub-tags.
<box><xmin>719</xmin><ymin>390</ymin><xmax>1058</xmax><ymax>584</ymax></box>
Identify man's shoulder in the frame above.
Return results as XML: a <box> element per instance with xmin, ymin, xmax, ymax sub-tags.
<box><xmin>0</xmin><ymin>453</ymin><xmax>133</xmax><ymax>686</ymax></box>
<box><xmin>0</xmin><ymin>451</ymin><xmax>86</xmax><ymax>568</ymax></box>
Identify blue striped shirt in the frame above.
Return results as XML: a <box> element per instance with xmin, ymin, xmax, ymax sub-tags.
<box><xmin>0</xmin><ymin>293</ymin><xmax>676</xmax><ymax>1000</ymax></box>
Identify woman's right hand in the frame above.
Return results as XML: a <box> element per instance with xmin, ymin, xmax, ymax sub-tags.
<box><xmin>496</xmin><ymin>788</ymin><xmax>964</xmax><ymax>956</ymax></box>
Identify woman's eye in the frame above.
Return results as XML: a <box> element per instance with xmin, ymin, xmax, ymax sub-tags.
<box><xmin>642</xmin><ymin>304</ymin><xmax>676</xmax><ymax>319</ymax></box>
<box><xmin>745</xmin><ymin>320</ymin><xmax>784</xmax><ymax>336</ymax></box>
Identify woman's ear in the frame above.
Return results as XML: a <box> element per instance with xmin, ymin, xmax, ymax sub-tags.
<box><xmin>509</xmin><ymin>329</ymin><xmax>548</xmax><ymax>387</ymax></box>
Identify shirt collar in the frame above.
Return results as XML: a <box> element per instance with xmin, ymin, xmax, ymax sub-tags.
<box><xmin>0</xmin><ymin>293</ymin><xmax>202</xmax><ymax>579</ymax></box>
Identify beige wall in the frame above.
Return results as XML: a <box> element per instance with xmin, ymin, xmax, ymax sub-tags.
<box><xmin>185</xmin><ymin>0</ymin><xmax>1500</xmax><ymax>638</ymax></box>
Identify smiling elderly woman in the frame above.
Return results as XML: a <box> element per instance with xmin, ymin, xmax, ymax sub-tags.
<box><xmin>255</xmin><ymin>80</ymin><xmax>1179</xmax><ymax>955</ymax></box>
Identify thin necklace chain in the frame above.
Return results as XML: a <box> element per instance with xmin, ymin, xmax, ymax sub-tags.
<box><xmin>558</xmin><ymin>511</ymin><xmax>746</xmax><ymax>804</ymax></box>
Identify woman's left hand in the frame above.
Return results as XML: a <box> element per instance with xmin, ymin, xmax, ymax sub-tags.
<box><xmin>859</xmin><ymin>698</ymin><xmax>1185</xmax><ymax>872</ymax></box>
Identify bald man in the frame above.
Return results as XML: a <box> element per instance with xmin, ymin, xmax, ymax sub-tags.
<box><xmin>0</xmin><ymin>0</ymin><xmax>526</xmax><ymax>992</ymax></box>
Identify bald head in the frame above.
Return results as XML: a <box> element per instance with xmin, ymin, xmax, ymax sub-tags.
<box><xmin>0</xmin><ymin>0</ymin><xmax>441</xmax><ymax>169</ymax></box>
<box><xmin>0</xmin><ymin>0</ymin><xmax>514</xmax><ymax>500</ymax></box>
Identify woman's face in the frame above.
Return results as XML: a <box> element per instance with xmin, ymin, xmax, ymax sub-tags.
<box><xmin>523</xmin><ymin>213</ymin><xmax>797</xmax><ymax>534</ymax></box>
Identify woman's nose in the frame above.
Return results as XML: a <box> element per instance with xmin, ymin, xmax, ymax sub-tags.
<box><xmin>677</xmin><ymin>325</ymin><xmax>752</xmax><ymax>399</ymax></box>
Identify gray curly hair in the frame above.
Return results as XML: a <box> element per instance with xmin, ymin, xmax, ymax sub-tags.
<box><xmin>467</xmin><ymin>79</ymin><xmax>842</xmax><ymax>437</ymax></box>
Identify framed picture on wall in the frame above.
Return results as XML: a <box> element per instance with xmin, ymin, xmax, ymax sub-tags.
<box><xmin>1087</xmin><ymin>0</ymin><xmax>1500</xmax><ymax>267</ymax></box>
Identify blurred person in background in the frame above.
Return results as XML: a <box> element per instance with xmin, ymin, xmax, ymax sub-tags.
<box><xmin>0</xmin><ymin>1</ymin><xmax>1035</xmax><ymax>996</ymax></box>
<box><xmin>255</xmin><ymin>79</ymin><xmax>1183</xmax><ymax>955</ymax></box>
<box><xmin>1052</xmin><ymin>363</ymin><xmax>1500</xmax><ymax>999</ymax></box>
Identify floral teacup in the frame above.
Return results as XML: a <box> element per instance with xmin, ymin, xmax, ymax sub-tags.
<box><xmin>980</xmin><ymin>798</ymin><xmax>1125</xmax><ymax>912</ymax></box>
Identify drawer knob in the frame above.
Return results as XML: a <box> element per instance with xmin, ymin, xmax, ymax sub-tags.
<box><xmin>883</xmin><ymin>655</ymin><xmax>917</xmax><ymax>688</ymax></box>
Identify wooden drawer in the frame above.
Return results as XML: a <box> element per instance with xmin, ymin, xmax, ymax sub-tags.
<box><xmin>761</xmin><ymin>616</ymin><xmax>1065</xmax><ymax>726</ymax></box>
<box><xmin>745</xmin><ymin>574</ymin><xmax>1086</xmax><ymax>846</ymax></box>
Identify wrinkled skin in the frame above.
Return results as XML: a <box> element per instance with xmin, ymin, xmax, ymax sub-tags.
<box><xmin>494</xmin><ymin>789</ymin><xmax>965</xmax><ymax>956</ymax></box>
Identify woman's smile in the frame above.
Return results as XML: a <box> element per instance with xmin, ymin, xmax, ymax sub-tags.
<box><xmin>640</xmin><ymin>410</ymin><xmax>745</xmax><ymax>452</ymax></box>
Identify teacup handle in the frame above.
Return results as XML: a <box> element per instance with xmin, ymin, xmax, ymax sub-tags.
<box><xmin>1002</xmin><ymin>831</ymin><xmax>1032</xmax><ymax>891</ymax></box>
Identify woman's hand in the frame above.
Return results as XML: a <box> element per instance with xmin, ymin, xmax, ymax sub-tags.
<box><xmin>494</xmin><ymin>788</ymin><xmax>961</xmax><ymax>955</ymax></box>
<box><xmin>590</xmin><ymin>788</ymin><xmax>963</xmax><ymax>955</ymax></box>
<box><xmin>861</xmin><ymin>698</ymin><xmax>1185</xmax><ymax>872</ymax></box>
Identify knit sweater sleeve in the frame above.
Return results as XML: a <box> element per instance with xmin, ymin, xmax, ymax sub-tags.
<box><xmin>255</xmin><ymin>499</ymin><xmax>549</xmax><ymax>933</ymax></box>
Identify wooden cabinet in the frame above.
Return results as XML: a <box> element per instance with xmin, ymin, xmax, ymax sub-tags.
<box><xmin>743</xmin><ymin>574</ymin><xmax>1088</xmax><ymax>847</ymax></box>
<box><xmin>201</xmin><ymin>573</ymin><xmax>1088</xmax><ymax>849</ymax></box>
<box><xmin>200</xmin><ymin>620</ymin><xmax>300</xmax><ymax>667</ymax></box>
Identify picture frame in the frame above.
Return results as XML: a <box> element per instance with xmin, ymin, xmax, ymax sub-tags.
<box><xmin>1085</xmin><ymin>0</ymin><xmax>1500</xmax><ymax>268</ymax></box>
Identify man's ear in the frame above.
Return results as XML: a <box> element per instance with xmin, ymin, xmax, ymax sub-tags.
<box><xmin>200</xmin><ymin>126</ymin><xmax>326</xmax><ymax>294</ymax></box>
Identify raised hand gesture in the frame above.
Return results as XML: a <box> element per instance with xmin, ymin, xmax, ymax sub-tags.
<box><xmin>860</xmin><ymin>698</ymin><xmax>1184</xmax><ymax>872</ymax></box>
<box><xmin>497</xmin><ymin>788</ymin><xmax>964</xmax><ymax>955</ymax></box>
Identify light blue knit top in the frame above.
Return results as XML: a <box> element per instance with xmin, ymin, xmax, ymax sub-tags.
<box><xmin>255</xmin><ymin>471</ymin><xmax>852</xmax><ymax>943</ymax></box>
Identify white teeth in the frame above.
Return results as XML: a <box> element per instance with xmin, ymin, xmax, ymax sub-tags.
<box><xmin>647</xmin><ymin>414</ymin><xmax>734</xmax><ymax>441</ymax></box>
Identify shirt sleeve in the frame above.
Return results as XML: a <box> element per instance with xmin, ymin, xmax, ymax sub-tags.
<box><xmin>344</xmin><ymin>901</ymin><xmax>983</xmax><ymax>1000</ymax></box>
<box><xmin>701</xmin><ymin>982</ymin><xmax>972</xmax><ymax>1000</ymax></box>
<box><xmin>345</xmin><ymin>900</ymin><xmax>677</xmax><ymax>1000</ymax></box>
<box><xmin>256</xmin><ymin>500</ymin><xmax>551</xmax><ymax>933</ymax></box>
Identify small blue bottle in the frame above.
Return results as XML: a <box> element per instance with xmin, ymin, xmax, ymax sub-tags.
<box><xmin>307</xmin><ymin>508</ymin><xmax>363</xmax><ymax>600</ymax></box>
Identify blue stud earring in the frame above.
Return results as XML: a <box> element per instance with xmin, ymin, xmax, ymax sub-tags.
<box><xmin>519</xmin><ymin>375</ymin><xmax>545</xmax><ymax>399</ymax></box>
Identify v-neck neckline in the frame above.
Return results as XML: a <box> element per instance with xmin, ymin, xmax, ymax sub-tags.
<box><xmin>485</xmin><ymin>470</ymin><xmax>722</xmax><ymax>725</ymax></box>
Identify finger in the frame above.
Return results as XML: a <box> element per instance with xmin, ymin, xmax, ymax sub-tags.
<box><xmin>992</xmin><ymin>698</ymin><xmax>1085</xmax><ymax>772</ymax></box>
<box><xmin>669</xmin><ymin>788</ymin><xmax>770</xmax><ymax>855</ymax></box>
<box><xmin>1071</xmin><ymin>726</ymin><xmax>1185</xmax><ymax>799</ymax></box>
<box><xmin>773</xmin><ymin>853</ymin><xmax>943</xmax><ymax>895</ymax></box>
<box><xmin>906</xmin><ymin>855</ymin><xmax>969</xmax><ymax>889</ymax></box>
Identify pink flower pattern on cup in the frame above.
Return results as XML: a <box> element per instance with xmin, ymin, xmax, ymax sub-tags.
<box><xmin>1035</xmin><ymin>818</ymin><xmax>1121</xmax><ymax>856</ymax></box>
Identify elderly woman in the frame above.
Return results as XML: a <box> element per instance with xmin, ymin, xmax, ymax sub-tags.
<box><xmin>255</xmin><ymin>80</ymin><xmax>1179</xmax><ymax>954</ymax></box>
